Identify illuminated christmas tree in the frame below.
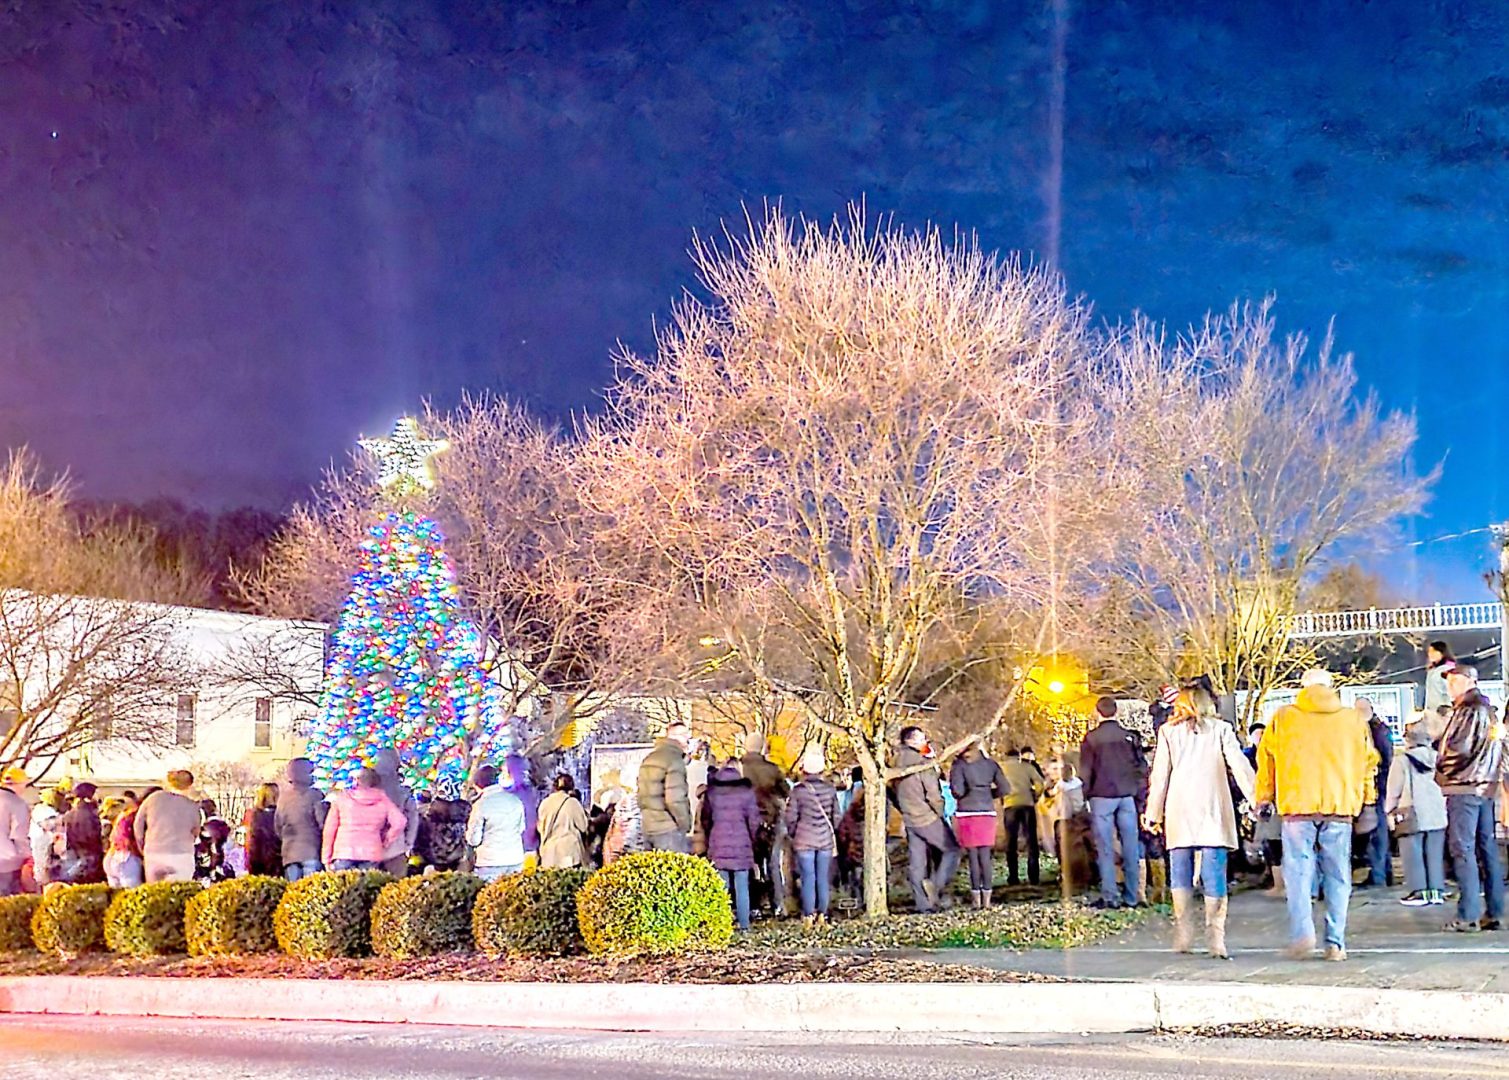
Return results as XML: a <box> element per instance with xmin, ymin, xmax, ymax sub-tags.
<box><xmin>306</xmin><ymin>418</ymin><xmax>510</xmax><ymax>792</ymax></box>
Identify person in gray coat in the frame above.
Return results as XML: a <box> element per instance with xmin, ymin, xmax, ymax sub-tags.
<box><xmin>893</xmin><ymin>725</ymin><xmax>961</xmax><ymax>913</ymax></box>
<box><xmin>1386</xmin><ymin>720</ymin><xmax>1449</xmax><ymax>907</ymax></box>
<box><xmin>0</xmin><ymin>781</ymin><xmax>28</xmax><ymax>897</ymax></box>
<box><xmin>275</xmin><ymin>757</ymin><xmax>328</xmax><ymax>881</ymax></box>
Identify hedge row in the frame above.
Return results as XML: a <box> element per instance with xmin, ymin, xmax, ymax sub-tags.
<box><xmin>0</xmin><ymin>850</ymin><xmax>736</xmax><ymax>959</ymax></box>
<box><xmin>0</xmin><ymin>852</ymin><xmax>735</xmax><ymax>961</ymax></box>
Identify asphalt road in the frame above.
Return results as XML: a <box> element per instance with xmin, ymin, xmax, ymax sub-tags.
<box><xmin>0</xmin><ymin>1016</ymin><xmax>1503</xmax><ymax>1079</ymax></box>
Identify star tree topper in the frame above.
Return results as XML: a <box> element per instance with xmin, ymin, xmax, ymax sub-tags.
<box><xmin>360</xmin><ymin>416</ymin><xmax>450</xmax><ymax>496</ymax></box>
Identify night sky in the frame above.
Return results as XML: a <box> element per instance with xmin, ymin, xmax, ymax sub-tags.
<box><xmin>2</xmin><ymin>1</ymin><xmax>1505</xmax><ymax>597</ymax></box>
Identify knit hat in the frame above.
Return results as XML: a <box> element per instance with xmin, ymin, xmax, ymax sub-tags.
<box><xmin>800</xmin><ymin>745</ymin><xmax>826</xmax><ymax>775</ymax></box>
<box><xmin>432</xmin><ymin>775</ymin><xmax>462</xmax><ymax>801</ymax></box>
<box><xmin>72</xmin><ymin>782</ymin><xmax>98</xmax><ymax>800</ymax></box>
<box><xmin>0</xmin><ymin>766</ymin><xmax>27</xmax><ymax>785</ymax></box>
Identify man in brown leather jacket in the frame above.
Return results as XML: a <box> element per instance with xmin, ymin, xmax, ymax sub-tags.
<box><xmin>1435</xmin><ymin>664</ymin><xmax>1506</xmax><ymax>932</ymax></box>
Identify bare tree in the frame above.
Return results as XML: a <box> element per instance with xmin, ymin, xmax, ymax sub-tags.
<box><xmin>0</xmin><ymin>452</ymin><xmax>208</xmax><ymax>774</ymax></box>
<box><xmin>1085</xmin><ymin>302</ymin><xmax>1433</xmax><ymax>724</ymax></box>
<box><xmin>576</xmin><ymin>207</ymin><xmax>1110</xmax><ymax>916</ymax></box>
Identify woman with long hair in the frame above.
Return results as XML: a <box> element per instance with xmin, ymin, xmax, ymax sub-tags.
<box><xmin>244</xmin><ymin>782</ymin><xmax>282</xmax><ymax>877</ymax></box>
<box><xmin>1145</xmin><ymin>686</ymin><xmax>1255</xmax><ymax>959</ymax></box>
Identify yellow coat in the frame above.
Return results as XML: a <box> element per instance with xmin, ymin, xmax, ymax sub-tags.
<box><xmin>1255</xmin><ymin>686</ymin><xmax>1379</xmax><ymax>817</ymax></box>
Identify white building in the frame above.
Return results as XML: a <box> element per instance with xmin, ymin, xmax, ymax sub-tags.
<box><xmin>0</xmin><ymin>592</ymin><xmax>327</xmax><ymax>792</ymax></box>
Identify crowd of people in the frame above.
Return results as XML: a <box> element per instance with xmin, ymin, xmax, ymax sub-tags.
<box><xmin>1</xmin><ymin>636</ymin><xmax>1503</xmax><ymax>963</ymax></box>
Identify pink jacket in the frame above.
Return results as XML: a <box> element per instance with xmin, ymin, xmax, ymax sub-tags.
<box><xmin>321</xmin><ymin>787</ymin><xmax>406</xmax><ymax>866</ymax></box>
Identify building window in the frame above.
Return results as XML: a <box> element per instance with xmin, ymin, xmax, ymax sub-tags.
<box><xmin>175</xmin><ymin>694</ymin><xmax>196</xmax><ymax>748</ymax></box>
<box><xmin>254</xmin><ymin>697</ymin><xmax>272</xmax><ymax>749</ymax></box>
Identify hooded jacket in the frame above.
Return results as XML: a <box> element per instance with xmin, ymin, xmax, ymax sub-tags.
<box><xmin>949</xmin><ymin>750</ymin><xmax>1009</xmax><ymax>814</ymax></box>
<box><xmin>372</xmin><ymin>749</ymin><xmax>420</xmax><ymax>861</ymax></box>
<box><xmin>1255</xmin><ymin>685</ymin><xmax>1377</xmax><ymax>818</ymax></box>
<box><xmin>0</xmin><ymin>788</ymin><xmax>29</xmax><ymax>873</ymax></box>
<box><xmin>322</xmin><ymin>786</ymin><xmax>407</xmax><ymax>866</ymax></box>
<box><xmin>467</xmin><ymin>784</ymin><xmax>526</xmax><ymax>869</ymax></box>
<box><xmin>275</xmin><ymin>758</ymin><xmax>328</xmax><ymax>866</ymax></box>
<box><xmin>637</xmin><ymin>738</ymin><xmax>691</xmax><ymax>837</ymax></box>
<box><xmin>1435</xmin><ymin>687</ymin><xmax>1506</xmax><ymax>797</ymax></box>
<box><xmin>701</xmin><ymin>766</ymin><xmax>760</xmax><ymax>870</ymax></box>
<box><xmin>1386</xmin><ymin>742</ymin><xmax>1447</xmax><ymax>833</ymax></box>
<box><xmin>892</xmin><ymin>745</ymin><xmax>945</xmax><ymax>829</ymax></box>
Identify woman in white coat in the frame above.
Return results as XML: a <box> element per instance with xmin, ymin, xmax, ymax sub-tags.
<box><xmin>1146</xmin><ymin>687</ymin><xmax>1256</xmax><ymax>959</ymax></box>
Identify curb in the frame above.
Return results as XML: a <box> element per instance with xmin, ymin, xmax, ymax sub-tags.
<box><xmin>1</xmin><ymin>976</ymin><xmax>1506</xmax><ymax>1040</ymax></box>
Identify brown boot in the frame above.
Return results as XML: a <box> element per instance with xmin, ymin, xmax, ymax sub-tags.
<box><xmin>1171</xmin><ymin>888</ymin><xmax>1197</xmax><ymax>953</ymax></box>
<box><xmin>1205</xmin><ymin>895</ymin><xmax>1230</xmax><ymax>959</ymax></box>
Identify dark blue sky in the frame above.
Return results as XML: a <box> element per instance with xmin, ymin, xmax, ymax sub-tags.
<box><xmin>1</xmin><ymin>1</ymin><xmax>1505</xmax><ymax>598</ymax></box>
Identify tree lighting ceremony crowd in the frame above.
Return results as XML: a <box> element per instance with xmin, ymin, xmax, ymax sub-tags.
<box><xmin>0</xmin><ymin>635</ymin><xmax>1500</xmax><ymax>965</ymax></box>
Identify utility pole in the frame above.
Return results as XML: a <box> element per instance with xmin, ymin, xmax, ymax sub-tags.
<box><xmin>1493</xmin><ymin>524</ymin><xmax>1509</xmax><ymax>694</ymax></box>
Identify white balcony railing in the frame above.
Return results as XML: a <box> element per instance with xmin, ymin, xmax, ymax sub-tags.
<box><xmin>1288</xmin><ymin>602</ymin><xmax>1504</xmax><ymax>639</ymax></box>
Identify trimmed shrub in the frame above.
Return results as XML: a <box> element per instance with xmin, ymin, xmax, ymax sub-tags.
<box><xmin>186</xmin><ymin>875</ymin><xmax>288</xmax><ymax>957</ymax></box>
<box><xmin>104</xmin><ymin>881</ymin><xmax>203</xmax><ymax>956</ymax></box>
<box><xmin>473</xmin><ymin>868</ymin><xmax>589</xmax><ymax>958</ymax></box>
<box><xmin>273</xmin><ymin>870</ymin><xmax>393</xmax><ymax>959</ymax></box>
<box><xmin>576</xmin><ymin>852</ymin><xmax>733</xmax><ymax>956</ymax></box>
<box><xmin>0</xmin><ymin>894</ymin><xmax>41</xmax><ymax>952</ymax></box>
<box><xmin>370</xmin><ymin>872</ymin><xmax>484</xmax><ymax>958</ymax></box>
<box><xmin>31</xmin><ymin>884</ymin><xmax>113</xmax><ymax>956</ymax></box>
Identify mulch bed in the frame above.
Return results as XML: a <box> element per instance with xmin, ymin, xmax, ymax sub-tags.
<box><xmin>0</xmin><ymin>949</ymin><xmax>1056</xmax><ymax>984</ymax></box>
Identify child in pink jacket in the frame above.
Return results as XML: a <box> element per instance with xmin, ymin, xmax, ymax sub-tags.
<box><xmin>321</xmin><ymin>768</ymin><xmax>407</xmax><ymax>871</ymax></box>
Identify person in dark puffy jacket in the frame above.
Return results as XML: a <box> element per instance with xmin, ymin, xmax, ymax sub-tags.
<box><xmin>949</xmin><ymin>740</ymin><xmax>1008</xmax><ymax>907</ymax></box>
<box><xmin>786</xmin><ymin>746</ymin><xmax>840</xmax><ymax>923</ymax></box>
<box><xmin>275</xmin><ymin>758</ymin><xmax>328</xmax><ymax>881</ymax></box>
<box><xmin>702</xmin><ymin>761</ymin><xmax>760</xmax><ymax>930</ymax></box>
<box><xmin>57</xmin><ymin>783</ymin><xmax>105</xmax><ymax>885</ymax></box>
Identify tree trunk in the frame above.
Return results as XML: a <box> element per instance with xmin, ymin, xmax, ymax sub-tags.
<box><xmin>857</xmin><ymin>743</ymin><xmax>890</xmax><ymax>918</ymax></box>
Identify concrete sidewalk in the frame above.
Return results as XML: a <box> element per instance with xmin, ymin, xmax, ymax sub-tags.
<box><xmin>920</xmin><ymin>887</ymin><xmax>1509</xmax><ymax>991</ymax></box>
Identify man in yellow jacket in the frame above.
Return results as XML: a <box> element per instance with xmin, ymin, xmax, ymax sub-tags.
<box><xmin>1255</xmin><ymin>668</ymin><xmax>1378</xmax><ymax>962</ymax></box>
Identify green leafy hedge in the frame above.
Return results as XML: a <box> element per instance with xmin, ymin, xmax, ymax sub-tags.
<box><xmin>32</xmin><ymin>884</ymin><xmax>113</xmax><ymax>956</ymax></box>
<box><xmin>186</xmin><ymin>876</ymin><xmax>288</xmax><ymax>956</ymax></box>
<box><xmin>576</xmin><ymin>852</ymin><xmax>733</xmax><ymax>956</ymax></box>
<box><xmin>104</xmin><ymin>881</ymin><xmax>203</xmax><ymax>956</ymax></box>
<box><xmin>370</xmin><ymin>872</ymin><xmax>484</xmax><ymax>959</ymax></box>
<box><xmin>273</xmin><ymin>870</ymin><xmax>393</xmax><ymax>959</ymax></box>
<box><xmin>0</xmin><ymin>894</ymin><xmax>41</xmax><ymax>952</ymax></box>
<box><xmin>473</xmin><ymin>868</ymin><xmax>589</xmax><ymax>958</ymax></box>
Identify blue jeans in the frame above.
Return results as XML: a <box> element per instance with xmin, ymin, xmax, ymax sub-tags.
<box><xmin>1089</xmin><ymin>796</ymin><xmax>1141</xmax><ymax>906</ymax></box>
<box><xmin>795</xmin><ymin>848</ymin><xmax>832</xmax><ymax>917</ymax></box>
<box><xmin>1362</xmin><ymin>804</ymin><xmax>1391</xmax><ymax>886</ymax></box>
<box><xmin>1399</xmin><ymin>829</ymin><xmax>1446</xmax><ymax>894</ymax></box>
<box><xmin>1446</xmin><ymin>794</ymin><xmax>1505</xmax><ymax>924</ymax></box>
<box><xmin>1169</xmin><ymin>846</ymin><xmax>1228</xmax><ymax>898</ymax></box>
<box><xmin>476</xmin><ymin>864</ymin><xmax>523</xmax><ymax>883</ymax></box>
<box><xmin>1281</xmin><ymin>818</ymin><xmax>1352</xmax><ymax>949</ymax></box>
<box><xmin>284</xmin><ymin>860</ymin><xmax>322</xmax><ymax>881</ymax></box>
<box><xmin>720</xmin><ymin>868</ymin><xmax>751</xmax><ymax>929</ymax></box>
<box><xmin>330</xmin><ymin>859</ymin><xmax>379</xmax><ymax>871</ymax></box>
